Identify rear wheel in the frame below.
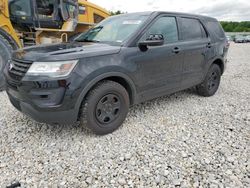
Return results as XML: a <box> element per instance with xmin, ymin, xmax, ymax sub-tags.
<box><xmin>196</xmin><ymin>64</ymin><xmax>222</xmax><ymax>97</ymax></box>
<box><xmin>79</xmin><ymin>80</ymin><xmax>130</xmax><ymax>135</ymax></box>
<box><xmin>0</xmin><ymin>35</ymin><xmax>13</xmax><ymax>91</ymax></box>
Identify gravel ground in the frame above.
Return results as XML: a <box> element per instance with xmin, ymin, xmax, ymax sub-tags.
<box><xmin>0</xmin><ymin>43</ymin><xmax>249</xmax><ymax>187</ymax></box>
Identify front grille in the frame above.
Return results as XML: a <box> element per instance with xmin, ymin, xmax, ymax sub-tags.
<box><xmin>9</xmin><ymin>59</ymin><xmax>33</xmax><ymax>81</ymax></box>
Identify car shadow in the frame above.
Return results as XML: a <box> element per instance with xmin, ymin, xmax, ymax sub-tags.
<box><xmin>18</xmin><ymin>87</ymin><xmax>199</xmax><ymax>138</ymax></box>
<box><xmin>130</xmin><ymin>87</ymin><xmax>198</xmax><ymax>110</ymax></box>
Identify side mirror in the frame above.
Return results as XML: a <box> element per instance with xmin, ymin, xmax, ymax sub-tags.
<box><xmin>138</xmin><ymin>34</ymin><xmax>164</xmax><ymax>51</ymax></box>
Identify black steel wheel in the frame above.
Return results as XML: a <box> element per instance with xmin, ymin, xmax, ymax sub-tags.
<box><xmin>95</xmin><ymin>94</ymin><xmax>122</xmax><ymax>125</ymax></box>
<box><xmin>207</xmin><ymin>71</ymin><xmax>219</xmax><ymax>91</ymax></box>
<box><xmin>196</xmin><ymin>64</ymin><xmax>222</xmax><ymax>97</ymax></box>
<box><xmin>80</xmin><ymin>80</ymin><xmax>129</xmax><ymax>135</ymax></box>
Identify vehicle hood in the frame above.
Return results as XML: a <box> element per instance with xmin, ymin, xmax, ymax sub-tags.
<box><xmin>13</xmin><ymin>42</ymin><xmax>121</xmax><ymax>62</ymax></box>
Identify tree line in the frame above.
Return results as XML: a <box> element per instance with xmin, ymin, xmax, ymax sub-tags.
<box><xmin>220</xmin><ymin>21</ymin><xmax>250</xmax><ymax>32</ymax></box>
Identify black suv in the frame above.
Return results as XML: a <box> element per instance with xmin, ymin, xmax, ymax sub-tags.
<box><xmin>4</xmin><ymin>12</ymin><xmax>229</xmax><ymax>135</ymax></box>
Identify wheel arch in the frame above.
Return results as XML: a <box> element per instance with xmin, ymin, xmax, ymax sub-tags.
<box><xmin>100</xmin><ymin>76</ymin><xmax>135</xmax><ymax>105</ymax></box>
<box><xmin>75</xmin><ymin>72</ymin><xmax>137</xmax><ymax>115</ymax></box>
<box><xmin>212</xmin><ymin>58</ymin><xmax>225</xmax><ymax>75</ymax></box>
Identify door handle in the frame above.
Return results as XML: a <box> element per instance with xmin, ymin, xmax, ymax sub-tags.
<box><xmin>206</xmin><ymin>43</ymin><xmax>212</xmax><ymax>48</ymax></box>
<box><xmin>172</xmin><ymin>47</ymin><xmax>180</xmax><ymax>54</ymax></box>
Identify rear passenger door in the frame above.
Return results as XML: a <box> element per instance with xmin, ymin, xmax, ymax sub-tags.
<box><xmin>177</xmin><ymin>17</ymin><xmax>210</xmax><ymax>88</ymax></box>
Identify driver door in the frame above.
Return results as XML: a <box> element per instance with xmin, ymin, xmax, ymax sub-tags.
<box><xmin>129</xmin><ymin>16</ymin><xmax>184</xmax><ymax>101</ymax></box>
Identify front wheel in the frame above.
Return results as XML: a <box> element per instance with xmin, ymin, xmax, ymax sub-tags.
<box><xmin>196</xmin><ymin>64</ymin><xmax>222</xmax><ymax>97</ymax></box>
<box><xmin>79</xmin><ymin>80</ymin><xmax>130</xmax><ymax>135</ymax></box>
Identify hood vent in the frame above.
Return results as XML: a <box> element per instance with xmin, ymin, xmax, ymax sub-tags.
<box><xmin>51</xmin><ymin>48</ymin><xmax>85</xmax><ymax>56</ymax></box>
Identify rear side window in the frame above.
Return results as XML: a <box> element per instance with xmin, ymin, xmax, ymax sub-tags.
<box><xmin>207</xmin><ymin>21</ymin><xmax>225</xmax><ymax>39</ymax></box>
<box><xmin>179</xmin><ymin>17</ymin><xmax>207</xmax><ymax>40</ymax></box>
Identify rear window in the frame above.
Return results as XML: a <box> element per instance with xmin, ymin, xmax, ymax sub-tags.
<box><xmin>179</xmin><ymin>17</ymin><xmax>207</xmax><ymax>40</ymax></box>
<box><xmin>207</xmin><ymin>21</ymin><xmax>225</xmax><ymax>39</ymax></box>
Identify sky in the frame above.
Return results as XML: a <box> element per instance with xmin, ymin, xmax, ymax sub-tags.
<box><xmin>90</xmin><ymin>0</ymin><xmax>250</xmax><ymax>21</ymax></box>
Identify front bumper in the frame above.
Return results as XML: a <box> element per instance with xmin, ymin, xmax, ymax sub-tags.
<box><xmin>8</xmin><ymin>91</ymin><xmax>77</xmax><ymax>124</ymax></box>
<box><xmin>4</xmin><ymin>71</ymin><xmax>83</xmax><ymax>125</ymax></box>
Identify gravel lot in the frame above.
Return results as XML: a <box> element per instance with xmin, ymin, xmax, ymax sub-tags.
<box><xmin>0</xmin><ymin>43</ymin><xmax>249</xmax><ymax>187</ymax></box>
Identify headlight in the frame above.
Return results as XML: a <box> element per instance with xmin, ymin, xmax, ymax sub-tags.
<box><xmin>26</xmin><ymin>60</ymin><xmax>78</xmax><ymax>78</ymax></box>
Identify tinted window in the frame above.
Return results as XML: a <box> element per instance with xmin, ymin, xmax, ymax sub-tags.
<box><xmin>36</xmin><ymin>0</ymin><xmax>54</xmax><ymax>19</ymax></box>
<box><xmin>200</xmin><ymin>24</ymin><xmax>207</xmax><ymax>38</ymax></box>
<box><xmin>180</xmin><ymin>18</ymin><xmax>205</xmax><ymax>40</ymax></box>
<box><xmin>9</xmin><ymin>0</ymin><xmax>31</xmax><ymax>16</ymax></box>
<box><xmin>207</xmin><ymin>21</ymin><xmax>225</xmax><ymax>39</ymax></box>
<box><xmin>144</xmin><ymin>17</ymin><xmax>178</xmax><ymax>43</ymax></box>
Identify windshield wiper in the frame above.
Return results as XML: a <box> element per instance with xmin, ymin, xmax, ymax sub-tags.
<box><xmin>83</xmin><ymin>39</ymin><xmax>100</xmax><ymax>43</ymax></box>
<box><xmin>75</xmin><ymin>38</ymin><xmax>100</xmax><ymax>43</ymax></box>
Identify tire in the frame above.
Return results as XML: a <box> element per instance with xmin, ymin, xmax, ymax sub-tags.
<box><xmin>0</xmin><ymin>35</ymin><xmax>13</xmax><ymax>91</ymax></box>
<box><xmin>79</xmin><ymin>80</ymin><xmax>130</xmax><ymax>135</ymax></box>
<box><xmin>196</xmin><ymin>64</ymin><xmax>222</xmax><ymax>97</ymax></box>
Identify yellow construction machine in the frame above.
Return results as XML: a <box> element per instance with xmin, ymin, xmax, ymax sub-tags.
<box><xmin>0</xmin><ymin>0</ymin><xmax>110</xmax><ymax>89</ymax></box>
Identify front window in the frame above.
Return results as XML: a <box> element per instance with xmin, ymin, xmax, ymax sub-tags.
<box><xmin>36</xmin><ymin>0</ymin><xmax>54</xmax><ymax>19</ymax></box>
<box><xmin>9</xmin><ymin>0</ymin><xmax>31</xmax><ymax>17</ymax></box>
<box><xmin>141</xmin><ymin>16</ymin><xmax>178</xmax><ymax>44</ymax></box>
<box><xmin>76</xmin><ymin>14</ymin><xmax>149</xmax><ymax>44</ymax></box>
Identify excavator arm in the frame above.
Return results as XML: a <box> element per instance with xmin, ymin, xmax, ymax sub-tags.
<box><xmin>0</xmin><ymin>0</ymin><xmax>9</xmax><ymax>17</ymax></box>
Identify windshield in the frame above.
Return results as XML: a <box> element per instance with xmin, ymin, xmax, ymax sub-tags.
<box><xmin>76</xmin><ymin>14</ymin><xmax>149</xmax><ymax>44</ymax></box>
